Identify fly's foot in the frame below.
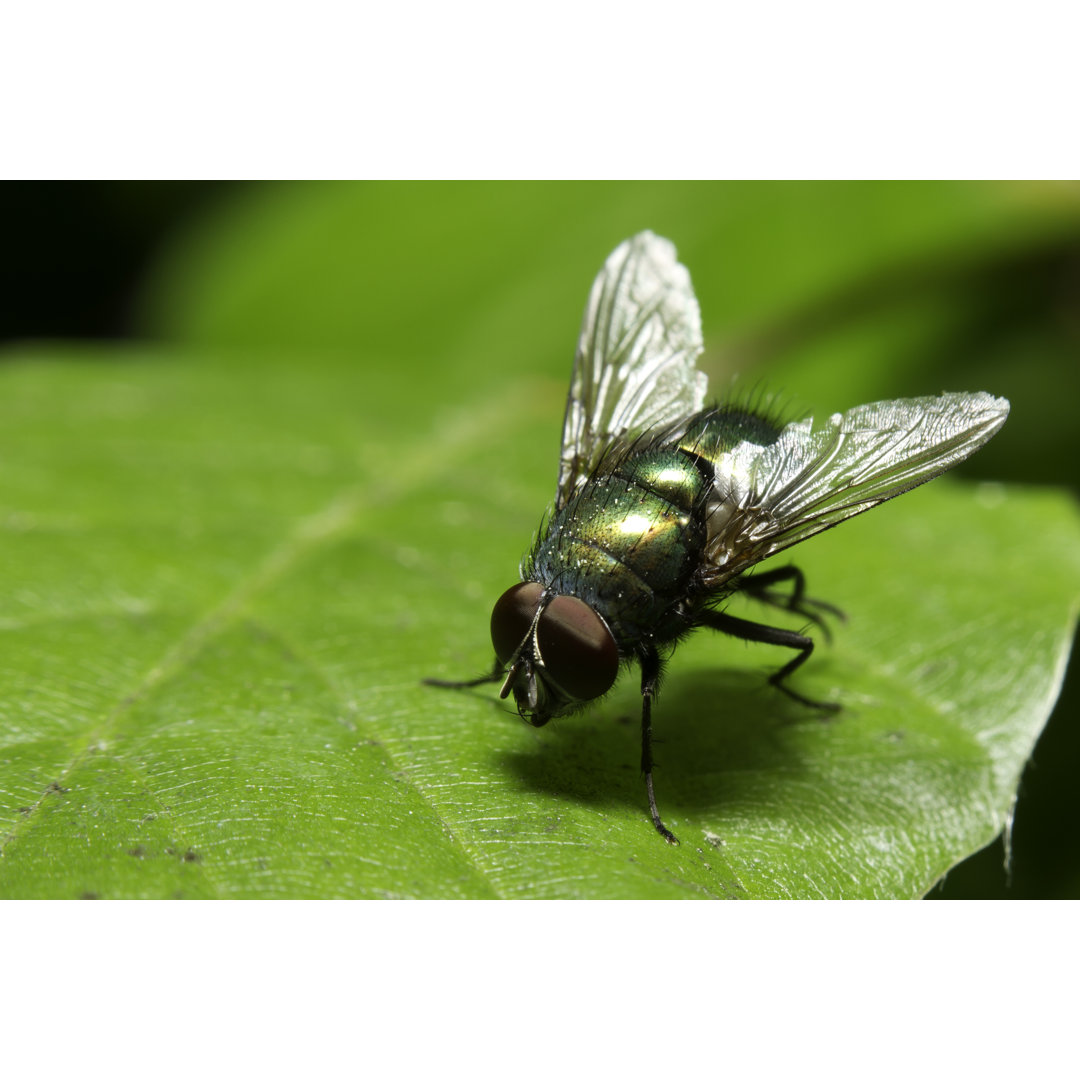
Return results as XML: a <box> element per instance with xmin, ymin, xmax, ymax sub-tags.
<box><xmin>646</xmin><ymin>771</ymin><xmax>680</xmax><ymax>845</ymax></box>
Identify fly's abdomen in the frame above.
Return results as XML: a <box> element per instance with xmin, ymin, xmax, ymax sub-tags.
<box><xmin>529</xmin><ymin>449</ymin><xmax>709</xmax><ymax>645</ymax></box>
<box><xmin>679</xmin><ymin>404</ymin><xmax>785</xmax><ymax>463</ymax></box>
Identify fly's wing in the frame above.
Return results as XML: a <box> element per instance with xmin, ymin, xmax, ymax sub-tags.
<box><xmin>702</xmin><ymin>392</ymin><xmax>1010</xmax><ymax>584</ymax></box>
<box><xmin>556</xmin><ymin>231</ymin><xmax>708</xmax><ymax>509</ymax></box>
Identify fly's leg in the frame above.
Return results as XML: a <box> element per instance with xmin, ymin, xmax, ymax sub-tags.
<box><xmin>639</xmin><ymin>645</ymin><xmax>679</xmax><ymax>845</ymax></box>
<box><xmin>423</xmin><ymin>657</ymin><xmax>503</xmax><ymax>690</ymax></box>
<box><xmin>736</xmin><ymin>565</ymin><xmax>846</xmax><ymax>643</ymax></box>
<box><xmin>700</xmin><ymin>609</ymin><xmax>840</xmax><ymax>713</ymax></box>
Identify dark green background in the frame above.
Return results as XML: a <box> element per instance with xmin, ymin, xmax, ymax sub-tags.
<box><xmin>3</xmin><ymin>181</ymin><xmax>1077</xmax><ymax>897</ymax></box>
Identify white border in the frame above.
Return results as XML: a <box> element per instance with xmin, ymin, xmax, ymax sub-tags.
<box><xmin>3</xmin><ymin>2</ymin><xmax>1079</xmax><ymax>178</ymax></box>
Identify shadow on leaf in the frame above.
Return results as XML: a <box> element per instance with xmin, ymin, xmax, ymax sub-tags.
<box><xmin>499</xmin><ymin>665</ymin><xmax>829</xmax><ymax>822</ymax></box>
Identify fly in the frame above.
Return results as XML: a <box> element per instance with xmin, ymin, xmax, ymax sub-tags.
<box><xmin>426</xmin><ymin>231</ymin><xmax>1010</xmax><ymax>844</ymax></box>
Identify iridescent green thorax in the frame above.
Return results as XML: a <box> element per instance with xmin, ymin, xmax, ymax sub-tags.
<box><xmin>526</xmin><ymin>406</ymin><xmax>785</xmax><ymax>650</ymax></box>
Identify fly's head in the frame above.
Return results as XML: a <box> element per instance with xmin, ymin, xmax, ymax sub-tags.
<box><xmin>489</xmin><ymin>583</ymin><xmax>619</xmax><ymax>726</ymax></box>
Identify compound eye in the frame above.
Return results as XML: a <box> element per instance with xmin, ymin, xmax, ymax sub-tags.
<box><xmin>536</xmin><ymin>595</ymin><xmax>618</xmax><ymax>703</ymax></box>
<box><xmin>490</xmin><ymin>583</ymin><xmax>544</xmax><ymax>665</ymax></box>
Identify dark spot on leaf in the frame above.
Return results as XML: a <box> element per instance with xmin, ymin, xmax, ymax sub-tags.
<box><xmin>80</xmin><ymin>891</ymin><xmax>100</xmax><ymax>900</ymax></box>
<box><xmin>165</xmin><ymin>847</ymin><xmax>176</xmax><ymax>856</ymax></box>
<box><xmin>142</xmin><ymin>813</ymin><xmax>156</xmax><ymax>823</ymax></box>
<box><xmin>128</xmin><ymin>845</ymin><xmax>146</xmax><ymax>858</ymax></box>
<box><xmin>17</xmin><ymin>807</ymin><xmax>31</xmax><ymax>815</ymax></box>
<box><xmin>47</xmin><ymin>781</ymin><xmax>69</xmax><ymax>794</ymax></box>
<box><xmin>704</xmin><ymin>832</ymin><xmax>725</xmax><ymax>849</ymax></box>
<box><xmin>182</xmin><ymin>848</ymin><xmax>201</xmax><ymax>863</ymax></box>
<box><xmin>717</xmin><ymin>878</ymin><xmax>747</xmax><ymax>898</ymax></box>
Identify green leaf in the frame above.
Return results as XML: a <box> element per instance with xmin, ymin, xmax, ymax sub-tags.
<box><xmin>0</xmin><ymin>341</ymin><xmax>1077</xmax><ymax>898</ymax></box>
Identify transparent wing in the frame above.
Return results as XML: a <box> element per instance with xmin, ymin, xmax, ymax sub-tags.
<box><xmin>702</xmin><ymin>392</ymin><xmax>1010</xmax><ymax>584</ymax></box>
<box><xmin>556</xmin><ymin>231</ymin><xmax>708</xmax><ymax>508</ymax></box>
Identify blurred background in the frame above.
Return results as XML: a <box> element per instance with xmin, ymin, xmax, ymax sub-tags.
<box><xmin>1</xmin><ymin>181</ymin><xmax>1077</xmax><ymax>897</ymax></box>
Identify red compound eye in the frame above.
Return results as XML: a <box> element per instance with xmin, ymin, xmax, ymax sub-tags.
<box><xmin>536</xmin><ymin>594</ymin><xmax>618</xmax><ymax>703</ymax></box>
<box><xmin>490</xmin><ymin>583</ymin><xmax>544</xmax><ymax>666</ymax></box>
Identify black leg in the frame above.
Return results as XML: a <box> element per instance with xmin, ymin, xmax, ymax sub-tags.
<box><xmin>699</xmin><ymin>608</ymin><xmax>840</xmax><ymax>713</ymax></box>
<box><xmin>639</xmin><ymin>645</ymin><xmax>679</xmax><ymax>845</ymax></box>
<box><xmin>422</xmin><ymin>657</ymin><xmax>503</xmax><ymax>690</ymax></box>
<box><xmin>736</xmin><ymin>565</ymin><xmax>845</xmax><ymax>642</ymax></box>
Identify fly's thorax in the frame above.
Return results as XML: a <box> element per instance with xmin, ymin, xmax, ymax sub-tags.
<box><xmin>527</xmin><ymin>447</ymin><xmax>711</xmax><ymax>647</ymax></box>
